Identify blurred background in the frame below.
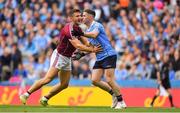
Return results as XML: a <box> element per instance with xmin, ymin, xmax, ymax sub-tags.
<box><xmin>0</xmin><ymin>0</ymin><xmax>180</xmax><ymax>107</ymax></box>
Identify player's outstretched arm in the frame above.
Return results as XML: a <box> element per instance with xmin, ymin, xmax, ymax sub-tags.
<box><xmin>79</xmin><ymin>36</ymin><xmax>91</xmax><ymax>46</ymax></box>
<box><xmin>71</xmin><ymin>25</ymin><xmax>99</xmax><ymax>39</ymax></box>
<box><xmin>69</xmin><ymin>36</ymin><xmax>102</xmax><ymax>53</ymax></box>
<box><xmin>71</xmin><ymin>37</ymin><xmax>93</xmax><ymax>60</ymax></box>
<box><xmin>83</xmin><ymin>30</ymin><xmax>99</xmax><ymax>39</ymax></box>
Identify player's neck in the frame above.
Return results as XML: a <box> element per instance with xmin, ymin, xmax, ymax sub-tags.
<box><xmin>87</xmin><ymin>20</ymin><xmax>94</xmax><ymax>27</ymax></box>
<box><xmin>72</xmin><ymin>22</ymin><xmax>78</xmax><ymax>26</ymax></box>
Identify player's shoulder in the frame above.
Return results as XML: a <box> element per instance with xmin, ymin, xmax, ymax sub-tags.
<box><xmin>93</xmin><ymin>21</ymin><xmax>103</xmax><ymax>28</ymax></box>
<box><xmin>63</xmin><ymin>23</ymin><xmax>71</xmax><ymax>29</ymax></box>
<box><xmin>93</xmin><ymin>21</ymin><xmax>101</xmax><ymax>26</ymax></box>
<box><xmin>59</xmin><ymin>23</ymin><xmax>71</xmax><ymax>37</ymax></box>
<box><xmin>61</xmin><ymin>23</ymin><xmax>71</xmax><ymax>33</ymax></box>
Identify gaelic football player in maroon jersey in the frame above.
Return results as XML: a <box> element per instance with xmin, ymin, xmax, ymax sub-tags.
<box><xmin>19</xmin><ymin>9</ymin><xmax>102</xmax><ymax>106</ymax></box>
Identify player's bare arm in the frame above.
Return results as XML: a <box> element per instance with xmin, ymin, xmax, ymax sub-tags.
<box><xmin>83</xmin><ymin>29</ymin><xmax>99</xmax><ymax>39</ymax></box>
<box><xmin>72</xmin><ymin>28</ymin><xmax>99</xmax><ymax>39</ymax></box>
<box><xmin>71</xmin><ymin>23</ymin><xmax>99</xmax><ymax>39</ymax></box>
<box><xmin>79</xmin><ymin>36</ymin><xmax>97</xmax><ymax>52</ymax></box>
<box><xmin>69</xmin><ymin>36</ymin><xmax>102</xmax><ymax>53</ymax></box>
<box><xmin>79</xmin><ymin>36</ymin><xmax>91</xmax><ymax>46</ymax></box>
<box><xmin>71</xmin><ymin>36</ymin><xmax>96</xmax><ymax>60</ymax></box>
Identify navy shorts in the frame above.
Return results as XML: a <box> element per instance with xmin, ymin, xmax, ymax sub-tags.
<box><xmin>158</xmin><ymin>80</ymin><xmax>171</xmax><ymax>90</ymax></box>
<box><xmin>162</xmin><ymin>80</ymin><xmax>171</xmax><ymax>89</ymax></box>
<box><xmin>93</xmin><ymin>55</ymin><xmax>117</xmax><ymax>69</ymax></box>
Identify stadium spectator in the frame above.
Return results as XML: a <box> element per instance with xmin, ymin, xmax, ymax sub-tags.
<box><xmin>21</xmin><ymin>31</ymin><xmax>38</xmax><ymax>57</ymax></box>
<box><xmin>24</xmin><ymin>54</ymin><xmax>38</xmax><ymax>81</ymax></box>
<box><xmin>0</xmin><ymin>47</ymin><xmax>12</xmax><ymax>81</ymax></box>
<box><xmin>171</xmin><ymin>49</ymin><xmax>180</xmax><ymax>79</ymax></box>
<box><xmin>12</xmin><ymin>63</ymin><xmax>28</xmax><ymax>80</ymax></box>
<box><xmin>11</xmin><ymin>43</ymin><xmax>22</xmax><ymax>70</ymax></box>
<box><xmin>115</xmin><ymin>61</ymin><xmax>129</xmax><ymax>80</ymax></box>
<box><xmin>79</xmin><ymin>63</ymin><xmax>91</xmax><ymax>79</ymax></box>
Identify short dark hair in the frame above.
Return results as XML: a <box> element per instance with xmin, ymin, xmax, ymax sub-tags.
<box><xmin>84</xmin><ymin>9</ymin><xmax>96</xmax><ymax>17</ymax></box>
<box><xmin>69</xmin><ymin>9</ymin><xmax>81</xmax><ymax>17</ymax></box>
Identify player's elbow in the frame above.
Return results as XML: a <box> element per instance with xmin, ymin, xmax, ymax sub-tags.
<box><xmin>71</xmin><ymin>42</ymin><xmax>81</xmax><ymax>49</ymax></box>
<box><xmin>92</xmin><ymin>32</ymin><xmax>99</xmax><ymax>38</ymax></box>
<box><xmin>84</xmin><ymin>32</ymin><xmax>98</xmax><ymax>38</ymax></box>
<box><xmin>89</xmin><ymin>33</ymin><xmax>98</xmax><ymax>38</ymax></box>
<box><xmin>91</xmin><ymin>34</ymin><xmax>98</xmax><ymax>38</ymax></box>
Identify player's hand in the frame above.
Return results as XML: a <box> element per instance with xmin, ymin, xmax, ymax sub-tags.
<box><xmin>72</xmin><ymin>25</ymin><xmax>84</xmax><ymax>37</ymax></box>
<box><xmin>72</xmin><ymin>51</ymin><xmax>86</xmax><ymax>60</ymax></box>
<box><xmin>92</xmin><ymin>44</ymin><xmax>103</xmax><ymax>53</ymax></box>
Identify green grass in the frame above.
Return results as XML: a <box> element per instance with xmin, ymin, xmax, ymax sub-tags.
<box><xmin>0</xmin><ymin>105</ymin><xmax>179</xmax><ymax>112</ymax></box>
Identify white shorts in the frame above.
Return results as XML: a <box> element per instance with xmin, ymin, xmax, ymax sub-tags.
<box><xmin>50</xmin><ymin>49</ymin><xmax>72</xmax><ymax>70</ymax></box>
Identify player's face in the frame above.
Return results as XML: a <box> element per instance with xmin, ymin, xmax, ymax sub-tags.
<box><xmin>72</xmin><ymin>12</ymin><xmax>82</xmax><ymax>24</ymax></box>
<box><xmin>82</xmin><ymin>12</ymin><xmax>90</xmax><ymax>24</ymax></box>
<box><xmin>81</xmin><ymin>13</ymin><xmax>86</xmax><ymax>23</ymax></box>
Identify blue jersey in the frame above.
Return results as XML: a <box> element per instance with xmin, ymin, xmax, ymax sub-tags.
<box><xmin>86</xmin><ymin>21</ymin><xmax>117</xmax><ymax>61</ymax></box>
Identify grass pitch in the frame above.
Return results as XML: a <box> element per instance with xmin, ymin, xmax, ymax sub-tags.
<box><xmin>0</xmin><ymin>105</ymin><xmax>179</xmax><ymax>113</ymax></box>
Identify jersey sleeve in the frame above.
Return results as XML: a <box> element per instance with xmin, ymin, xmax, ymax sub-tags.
<box><xmin>57</xmin><ymin>29</ymin><xmax>64</xmax><ymax>44</ymax></box>
<box><xmin>92</xmin><ymin>23</ymin><xmax>101</xmax><ymax>33</ymax></box>
<box><xmin>63</xmin><ymin>24</ymin><xmax>72</xmax><ymax>39</ymax></box>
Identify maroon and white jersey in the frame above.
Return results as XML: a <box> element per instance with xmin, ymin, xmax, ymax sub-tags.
<box><xmin>56</xmin><ymin>23</ymin><xmax>76</xmax><ymax>57</ymax></box>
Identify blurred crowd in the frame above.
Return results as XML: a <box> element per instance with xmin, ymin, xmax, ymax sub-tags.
<box><xmin>0</xmin><ymin>0</ymin><xmax>180</xmax><ymax>83</ymax></box>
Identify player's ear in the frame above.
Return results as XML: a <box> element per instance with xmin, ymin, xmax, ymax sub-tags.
<box><xmin>68</xmin><ymin>16</ymin><xmax>73</xmax><ymax>21</ymax></box>
<box><xmin>67</xmin><ymin>16</ymin><xmax>72</xmax><ymax>22</ymax></box>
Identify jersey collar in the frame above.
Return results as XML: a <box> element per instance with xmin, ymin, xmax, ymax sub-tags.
<box><xmin>87</xmin><ymin>21</ymin><xmax>96</xmax><ymax>32</ymax></box>
<box><xmin>89</xmin><ymin>21</ymin><xmax>96</xmax><ymax>28</ymax></box>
